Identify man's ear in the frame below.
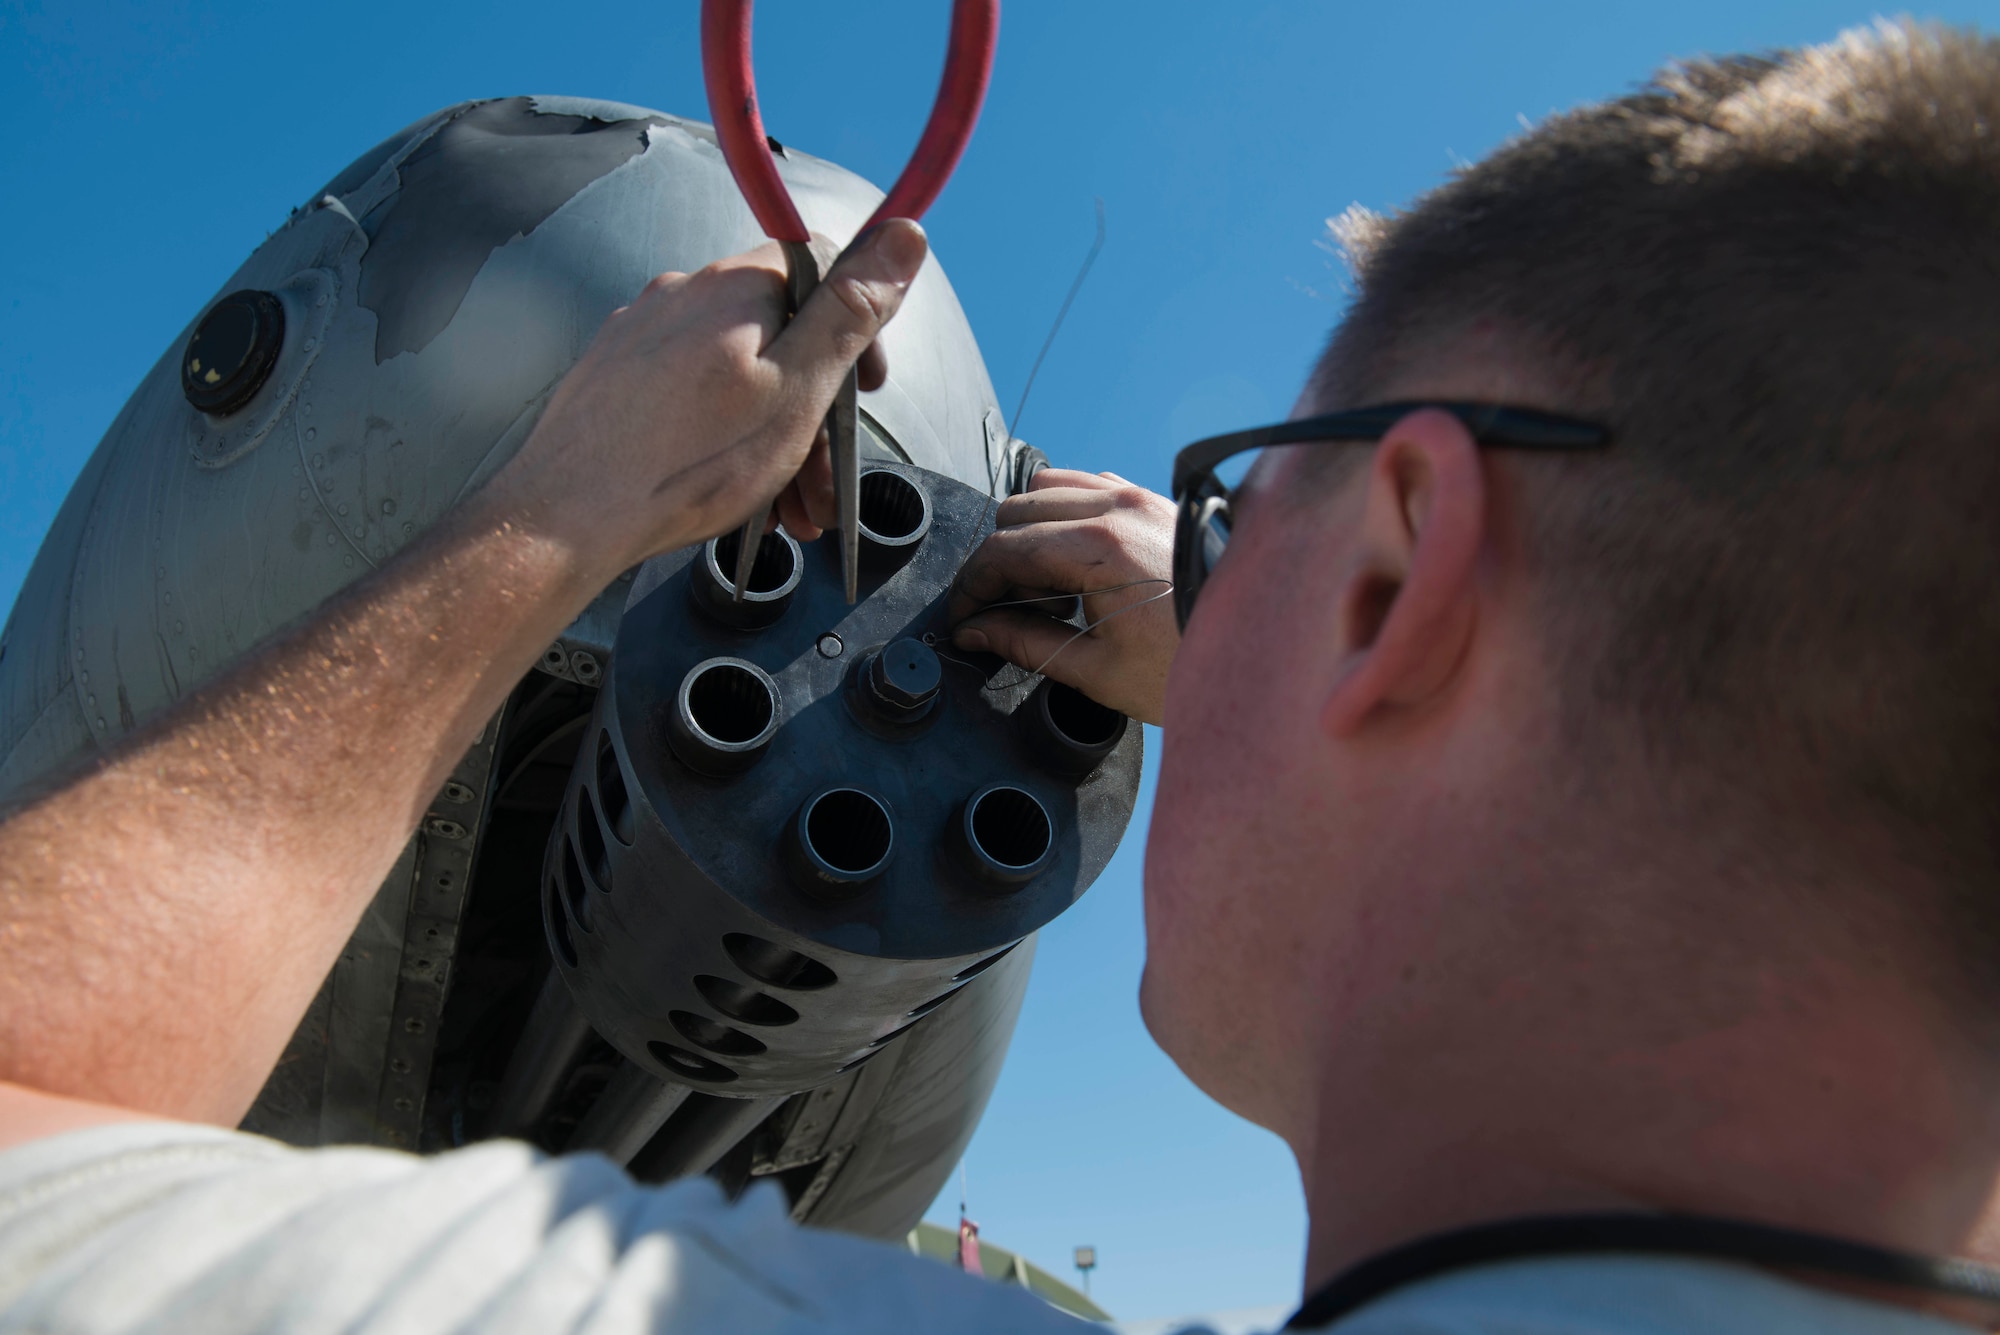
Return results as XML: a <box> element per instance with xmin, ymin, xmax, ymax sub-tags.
<box><xmin>1321</xmin><ymin>408</ymin><xmax>1486</xmax><ymax>737</ymax></box>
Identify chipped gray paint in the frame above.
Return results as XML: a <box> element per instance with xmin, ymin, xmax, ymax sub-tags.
<box><xmin>0</xmin><ymin>95</ymin><xmax>1004</xmax><ymax>796</ymax></box>
<box><xmin>358</xmin><ymin>98</ymin><xmax>663</xmax><ymax>363</ymax></box>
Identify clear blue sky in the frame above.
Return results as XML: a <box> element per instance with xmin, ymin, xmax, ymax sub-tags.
<box><xmin>4</xmin><ymin>0</ymin><xmax>1997</xmax><ymax>1322</ymax></box>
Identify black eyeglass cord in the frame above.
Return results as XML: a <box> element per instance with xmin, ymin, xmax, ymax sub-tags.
<box><xmin>1286</xmin><ymin>1212</ymin><xmax>2000</xmax><ymax>1329</ymax></box>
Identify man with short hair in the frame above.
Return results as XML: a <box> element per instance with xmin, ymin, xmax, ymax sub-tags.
<box><xmin>3</xmin><ymin>18</ymin><xmax>1998</xmax><ymax>1334</ymax></box>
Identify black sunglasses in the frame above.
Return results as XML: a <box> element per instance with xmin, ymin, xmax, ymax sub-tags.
<box><xmin>1170</xmin><ymin>402</ymin><xmax>1612</xmax><ymax>630</ymax></box>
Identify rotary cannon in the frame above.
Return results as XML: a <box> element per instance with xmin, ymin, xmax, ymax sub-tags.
<box><xmin>0</xmin><ymin>96</ymin><xmax>1139</xmax><ymax>1237</ymax></box>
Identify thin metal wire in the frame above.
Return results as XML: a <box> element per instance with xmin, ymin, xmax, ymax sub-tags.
<box><xmin>1016</xmin><ymin>583</ymin><xmax>1172</xmax><ymax>682</ymax></box>
<box><xmin>928</xmin><ymin>202</ymin><xmax>1124</xmax><ymax>696</ymax></box>
<box><xmin>1009</xmin><ymin>197</ymin><xmax>1105</xmax><ymax>441</ymax></box>
<box><xmin>948</xmin><ymin>200</ymin><xmax>1112</xmax><ymax>589</ymax></box>
<box><xmin>929</xmin><ymin>577</ymin><xmax>1173</xmax><ymax>691</ymax></box>
<box><xmin>964</xmin><ymin>576</ymin><xmax>1165</xmax><ymax>616</ymax></box>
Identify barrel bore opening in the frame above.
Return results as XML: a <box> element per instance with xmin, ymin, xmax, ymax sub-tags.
<box><xmin>695</xmin><ymin>974</ymin><xmax>801</xmax><ymax>1027</ymax></box>
<box><xmin>576</xmin><ymin>788</ymin><xmax>612</xmax><ymax>893</ymax></box>
<box><xmin>804</xmin><ymin>789</ymin><xmax>893</xmax><ymax>878</ymax></box>
<box><xmin>712</xmin><ymin>529</ymin><xmax>800</xmax><ymax>596</ymax></box>
<box><xmin>1025</xmin><ymin>678</ymin><xmax>1127</xmax><ymax>776</ymax></box>
<box><xmin>724</xmin><ymin>933</ymin><xmax>837</xmax><ymax>990</ymax></box>
<box><xmin>970</xmin><ymin>787</ymin><xmax>1054</xmax><ymax>871</ymax></box>
<box><xmin>1045</xmin><ymin>683</ymin><xmax>1123</xmax><ymax>748</ymax></box>
<box><xmin>858</xmin><ymin>470</ymin><xmax>927</xmax><ymax>539</ymax></box>
<box><xmin>686</xmin><ymin>663</ymin><xmax>775</xmax><ymax>744</ymax></box>
<box><xmin>669</xmin><ymin>659</ymin><xmax>780</xmax><ymax>776</ymax></box>
<box><xmin>648</xmin><ymin>1040</ymin><xmax>737</xmax><ymax>1083</ymax></box>
<box><xmin>691</xmin><ymin>531</ymin><xmax>801</xmax><ymax>629</ymax></box>
<box><xmin>670</xmin><ymin>1010</ymin><xmax>767</xmax><ymax>1057</ymax></box>
<box><xmin>596</xmin><ymin>732</ymin><xmax>635</xmax><ymax>845</ymax></box>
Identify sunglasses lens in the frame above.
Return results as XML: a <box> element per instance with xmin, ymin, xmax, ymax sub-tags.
<box><xmin>1198</xmin><ymin>498</ymin><xmax>1231</xmax><ymax>574</ymax></box>
<box><xmin>1174</xmin><ymin>492</ymin><xmax>1232</xmax><ymax>630</ymax></box>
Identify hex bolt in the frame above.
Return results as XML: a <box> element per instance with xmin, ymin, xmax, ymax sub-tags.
<box><xmin>863</xmin><ymin>638</ymin><xmax>941</xmax><ymax>718</ymax></box>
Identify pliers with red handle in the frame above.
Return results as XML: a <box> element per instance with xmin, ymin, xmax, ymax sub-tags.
<box><xmin>701</xmin><ymin>0</ymin><xmax>1000</xmax><ymax>603</ymax></box>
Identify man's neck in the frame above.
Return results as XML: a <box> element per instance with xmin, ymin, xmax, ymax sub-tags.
<box><xmin>1295</xmin><ymin>880</ymin><xmax>2000</xmax><ymax>1293</ymax></box>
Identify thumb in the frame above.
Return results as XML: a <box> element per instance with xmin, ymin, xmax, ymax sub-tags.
<box><xmin>771</xmin><ymin>220</ymin><xmax>928</xmax><ymax>389</ymax></box>
<box><xmin>954</xmin><ymin>610</ymin><xmax>1102</xmax><ymax>684</ymax></box>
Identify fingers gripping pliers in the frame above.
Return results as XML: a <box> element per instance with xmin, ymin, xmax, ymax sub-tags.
<box><xmin>701</xmin><ymin>0</ymin><xmax>999</xmax><ymax>604</ymax></box>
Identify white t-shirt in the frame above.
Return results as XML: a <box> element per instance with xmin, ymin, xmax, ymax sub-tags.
<box><xmin>0</xmin><ymin>1121</ymin><xmax>1984</xmax><ymax>1334</ymax></box>
<box><xmin>0</xmin><ymin>1121</ymin><xmax>1084</xmax><ymax>1334</ymax></box>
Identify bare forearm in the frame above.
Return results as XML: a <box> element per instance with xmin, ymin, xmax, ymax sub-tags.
<box><xmin>0</xmin><ymin>488</ymin><xmax>601</xmax><ymax>1124</ymax></box>
<box><xmin>0</xmin><ymin>224</ymin><xmax>925</xmax><ymax>1134</ymax></box>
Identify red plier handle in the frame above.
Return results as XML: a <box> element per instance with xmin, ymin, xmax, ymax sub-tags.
<box><xmin>700</xmin><ymin>0</ymin><xmax>1000</xmax><ymax>244</ymax></box>
<box><xmin>701</xmin><ymin>0</ymin><xmax>998</xmax><ymax>606</ymax></box>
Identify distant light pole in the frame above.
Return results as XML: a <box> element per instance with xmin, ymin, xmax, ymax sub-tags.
<box><xmin>1073</xmin><ymin>1245</ymin><xmax>1098</xmax><ymax>1296</ymax></box>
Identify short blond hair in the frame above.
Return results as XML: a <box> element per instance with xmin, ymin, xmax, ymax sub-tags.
<box><xmin>1317</xmin><ymin>21</ymin><xmax>2000</xmax><ymax>969</ymax></box>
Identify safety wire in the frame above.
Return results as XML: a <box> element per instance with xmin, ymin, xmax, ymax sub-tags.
<box><xmin>1008</xmin><ymin>197</ymin><xmax>1106</xmax><ymax>442</ymax></box>
<box><xmin>934</xmin><ymin>200</ymin><xmax>1123</xmax><ymax>692</ymax></box>
<box><xmin>945</xmin><ymin>199</ymin><xmax>1109</xmax><ymax>587</ymax></box>
<box><xmin>926</xmin><ymin>577</ymin><xmax>1173</xmax><ymax>692</ymax></box>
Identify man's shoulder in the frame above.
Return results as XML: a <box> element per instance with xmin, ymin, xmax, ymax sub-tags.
<box><xmin>0</xmin><ymin>1121</ymin><xmax>1081</xmax><ymax>1334</ymax></box>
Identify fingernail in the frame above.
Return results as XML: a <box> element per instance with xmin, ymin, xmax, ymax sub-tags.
<box><xmin>954</xmin><ymin>627</ymin><xmax>989</xmax><ymax>653</ymax></box>
<box><xmin>874</xmin><ymin>220</ymin><xmax>928</xmax><ymax>285</ymax></box>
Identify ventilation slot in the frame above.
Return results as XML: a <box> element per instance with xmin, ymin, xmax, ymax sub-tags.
<box><xmin>837</xmin><ymin>1047</ymin><xmax>884</xmax><ymax>1074</ymax></box>
<box><xmin>596</xmin><ymin>732</ymin><xmax>635</xmax><ymax>845</ymax></box>
<box><xmin>907</xmin><ymin>987</ymin><xmax>961</xmax><ymax>1019</ymax></box>
<box><xmin>561</xmin><ymin>836</ymin><xmax>592</xmax><ymax>932</ymax></box>
<box><xmin>670</xmin><ymin>1010</ymin><xmax>767</xmax><ymax>1057</ymax></box>
<box><xmin>952</xmin><ymin>941</ymin><xmax>1020</xmax><ymax>982</ymax></box>
<box><xmin>576</xmin><ymin>788</ymin><xmax>612</xmax><ymax>893</ymax></box>
<box><xmin>724</xmin><ymin>934</ymin><xmax>837</xmax><ymax>990</ymax></box>
<box><xmin>547</xmin><ymin>873</ymin><xmax>577</xmax><ymax>967</ymax></box>
<box><xmin>648</xmin><ymin>1041</ymin><xmax>736</xmax><ymax>1083</ymax></box>
<box><xmin>695</xmin><ymin>974</ymin><xmax>800</xmax><ymax>1027</ymax></box>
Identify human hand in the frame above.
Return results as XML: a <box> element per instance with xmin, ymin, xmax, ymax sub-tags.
<box><xmin>948</xmin><ymin>469</ymin><xmax>1179</xmax><ymax>726</ymax></box>
<box><xmin>489</xmin><ymin>221</ymin><xmax>928</xmax><ymax>581</ymax></box>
